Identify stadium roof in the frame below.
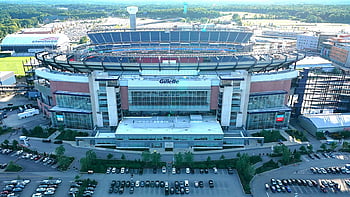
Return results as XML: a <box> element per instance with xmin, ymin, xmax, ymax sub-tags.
<box><xmin>301</xmin><ymin>113</ymin><xmax>350</xmax><ymax>129</ymax></box>
<box><xmin>116</xmin><ymin>116</ymin><xmax>223</xmax><ymax>135</ymax></box>
<box><xmin>0</xmin><ymin>34</ymin><xmax>69</xmax><ymax>47</ymax></box>
<box><xmin>35</xmin><ymin>29</ymin><xmax>305</xmax><ymax>73</ymax></box>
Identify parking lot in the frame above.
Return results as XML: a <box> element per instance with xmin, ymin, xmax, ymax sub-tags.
<box><xmin>0</xmin><ymin>160</ymin><xmax>246</xmax><ymax>197</ymax></box>
<box><xmin>267</xmin><ymin>178</ymin><xmax>350</xmax><ymax>196</ymax></box>
<box><xmin>87</xmin><ymin>167</ymin><xmax>246</xmax><ymax>197</ymax></box>
<box><xmin>251</xmin><ymin>152</ymin><xmax>350</xmax><ymax>197</ymax></box>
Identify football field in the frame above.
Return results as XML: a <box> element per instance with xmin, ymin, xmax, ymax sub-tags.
<box><xmin>0</xmin><ymin>56</ymin><xmax>32</xmax><ymax>76</ymax></box>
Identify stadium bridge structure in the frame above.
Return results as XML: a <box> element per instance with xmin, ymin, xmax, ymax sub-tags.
<box><xmin>34</xmin><ymin>28</ymin><xmax>305</xmax><ymax>151</ymax></box>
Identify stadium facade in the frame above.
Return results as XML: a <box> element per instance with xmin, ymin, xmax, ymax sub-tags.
<box><xmin>34</xmin><ymin>28</ymin><xmax>304</xmax><ymax>150</ymax></box>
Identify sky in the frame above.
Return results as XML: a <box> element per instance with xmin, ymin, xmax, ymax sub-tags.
<box><xmin>1</xmin><ymin>0</ymin><xmax>349</xmax><ymax>5</ymax></box>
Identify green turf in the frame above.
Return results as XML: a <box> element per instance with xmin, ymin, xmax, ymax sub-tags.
<box><xmin>0</xmin><ymin>56</ymin><xmax>33</xmax><ymax>76</ymax></box>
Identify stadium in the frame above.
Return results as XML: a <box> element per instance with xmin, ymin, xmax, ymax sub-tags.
<box><xmin>34</xmin><ymin>27</ymin><xmax>305</xmax><ymax>150</ymax></box>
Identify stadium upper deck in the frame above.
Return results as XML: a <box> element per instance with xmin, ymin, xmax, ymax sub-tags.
<box><xmin>36</xmin><ymin>28</ymin><xmax>304</xmax><ymax>73</ymax></box>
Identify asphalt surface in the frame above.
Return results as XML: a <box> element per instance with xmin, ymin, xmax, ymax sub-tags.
<box><xmin>82</xmin><ymin>168</ymin><xmax>249</xmax><ymax>197</ymax></box>
<box><xmin>251</xmin><ymin>152</ymin><xmax>350</xmax><ymax>197</ymax></box>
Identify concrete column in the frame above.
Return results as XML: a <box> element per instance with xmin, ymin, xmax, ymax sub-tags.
<box><xmin>220</xmin><ymin>86</ymin><xmax>233</xmax><ymax>127</ymax></box>
<box><xmin>106</xmin><ymin>86</ymin><xmax>118</xmax><ymax>126</ymax></box>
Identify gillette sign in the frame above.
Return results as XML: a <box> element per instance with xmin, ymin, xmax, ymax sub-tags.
<box><xmin>159</xmin><ymin>78</ymin><xmax>179</xmax><ymax>84</ymax></box>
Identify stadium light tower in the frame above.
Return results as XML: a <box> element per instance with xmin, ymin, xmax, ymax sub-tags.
<box><xmin>127</xmin><ymin>6</ymin><xmax>138</xmax><ymax>30</ymax></box>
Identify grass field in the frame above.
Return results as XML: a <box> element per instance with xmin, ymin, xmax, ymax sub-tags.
<box><xmin>0</xmin><ymin>56</ymin><xmax>33</xmax><ymax>76</ymax></box>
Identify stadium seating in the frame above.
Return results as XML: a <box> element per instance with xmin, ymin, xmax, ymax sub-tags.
<box><xmin>88</xmin><ymin>31</ymin><xmax>253</xmax><ymax>45</ymax></box>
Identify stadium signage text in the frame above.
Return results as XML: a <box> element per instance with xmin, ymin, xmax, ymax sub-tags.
<box><xmin>159</xmin><ymin>78</ymin><xmax>179</xmax><ymax>84</ymax></box>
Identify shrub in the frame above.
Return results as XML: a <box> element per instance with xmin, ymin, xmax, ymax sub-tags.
<box><xmin>285</xmin><ymin>129</ymin><xmax>308</xmax><ymax>142</ymax></box>
<box><xmin>249</xmin><ymin>155</ymin><xmax>262</xmax><ymax>164</ymax></box>
<box><xmin>316</xmin><ymin>132</ymin><xmax>326</xmax><ymax>140</ymax></box>
<box><xmin>56</xmin><ymin>129</ymin><xmax>89</xmax><ymax>141</ymax></box>
<box><xmin>251</xmin><ymin>130</ymin><xmax>286</xmax><ymax>143</ymax></box>
<box><xmin>5</xmin><ymin>161</ymin><xmax>22</xmax><ymax>172</ymax></box>
<box><xmin>255</xmin><ymin>159</ymin><xmax>279</xmax><ymax>174</ymax></box>
<box><xmin>26</xmin><ymin>126</ymin><xmax>56</xmax><ymax>138</ymax></box>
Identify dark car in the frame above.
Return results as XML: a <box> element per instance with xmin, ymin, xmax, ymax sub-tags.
<box><xmin>170</xmin><ymin>187</ymin><xmax>175</xmax><ymax>194</ymax></box>
<box><xmin>209</xmin><ymin>180</ymin><xmax>214</xmax><ymax>188</ymax></box>
<box><xmin>153</xmin><ymin>168</ymin><xmax>157</xmax><ymax>174</ymax></box>
<box><xmin>42</xmin><ymin>139</ymin><xmax>51</xmax><ymax>143</ymax></box>
<box><xmin>129</xmin><ymin>187</ymin><xmax>134</xmax><ymax>194</ymax></box>
<box><xmin>199</xmin><ymin>181</ymin><xmax>204</xmax><ymax>188</ymax></box>
<box><xmin>53</xmin><ymin>140</ymin><xmax>63</xmax><ymax>144</ymax></box>
<box><xmin>227</xmin><ymin>167</ymin><xmax>234</xmax><ymax>174</ymax></box>
<box><xmin>119</xmin><ymin>187</ymin><xmax>124</xmax><ymax>194</ymax></box>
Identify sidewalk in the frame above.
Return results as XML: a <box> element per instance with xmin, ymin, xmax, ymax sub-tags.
<box><xmin>47</xmin><ymin>130</ymin><xmax>61</xmax><ymax>140</ymax></box>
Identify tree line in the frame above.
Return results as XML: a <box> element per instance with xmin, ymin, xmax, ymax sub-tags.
<box><xmin>1</xmin><ymin>3</ymin><xmax>349</xmax><ymax>41</ymax></box>
<box><xmin>212</xmin><ymin>4</ymin><xmax>350</xmax><ymax>24</ymax></box>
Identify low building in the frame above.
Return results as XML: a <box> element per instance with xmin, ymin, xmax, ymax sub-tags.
<box><xmin>298</xmin><ymin>113</ymin><xmax>350</xmax><ymax>136</ymax></box>
<box><xmin>296</xmin><ymin>33</ymin><xmax>319</xmax><ymax>51</ymax></box>
<box><xmin>0</xmin><ymin>34</ymin><xmax>69</xmax><ymax>55</ymax></box>
<box><xmin>0</xmin><ymin>71</ymin><xmax>16</xmax><ymax>85</ymax></box>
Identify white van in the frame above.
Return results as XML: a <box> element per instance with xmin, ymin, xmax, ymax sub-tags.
<box><xmin>184</xmin><ymin>180</ymin><xmax>189</xmax><ymax>187</ymax></box>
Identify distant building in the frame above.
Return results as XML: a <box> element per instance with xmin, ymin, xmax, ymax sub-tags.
<box><xmin>299</xmin><ymin>113</ymin><xmax>350</xmax><ymax>136</ymax></box>
<box><xmin>262</xmin><ymin>30</ymin><xmax>305</xmax><ymax>39</ymax></box>
<box><xmin>21</xmin><ymin>28</ymin><xmax>54</xmax><ymax>34</ymax></box>
<box><xmin>0</xmin><ymin>34</ymin><xmax>69</xmax><ymax>55</ymax></box>
<box><xmin>320</xmin><ymin>34</ymin><xmax>350</xmax><ymax>70</ymax></box>
<box><xmin>0</xmin><ymin>71</ymin><xmax>16</xmax><ymax>85</ymax></box>
<box><xmin>296</xmin><ymin>34</ymin><xmax>319</xmax><ymax>51</ymax></box>
<box><xmin>292</xmin><ymin>66</ymin><xmax>350</xmax><ymax>117</ymax></box>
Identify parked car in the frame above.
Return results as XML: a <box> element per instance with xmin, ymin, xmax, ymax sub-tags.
<box><xmin>208</xmin><ymin>180</ymin><xmax>214</xmax><ymax>188</ymax></box>
<box><xmin>162</xmin><ymin>166</ymin><xmax>167</xmax><ymax>174</ymax></box>
<box><xmin>53</xmin><ymin>140</ymin><xmax>63</xmax><ymax>144</ymax></box>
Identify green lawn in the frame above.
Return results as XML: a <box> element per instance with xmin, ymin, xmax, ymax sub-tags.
<box><xmin>0</xmin><ymin>56</ymin><xmax>33</xmax><ymax>76</ymax></box>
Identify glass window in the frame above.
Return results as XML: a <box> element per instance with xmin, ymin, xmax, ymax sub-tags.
<box><xmin>56</xmin><ymin>94</ymin><xmax>91</xmax><ymax>110</ymax></box>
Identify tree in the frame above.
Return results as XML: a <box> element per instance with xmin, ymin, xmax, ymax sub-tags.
<box><xmin>5</xmin><ymin>161</ymin><xmax>22</xmax><ymax>172</ymax></box>
<box><xmin>183</xmin><ymin>151</ymin><xmax>193</xmax><ymax>166</ymax></box>
<box><xmin>294</xmin><ymin>151</ymin><xmax>301</xmax><ymax>161</ymax></box>
<box><xmin>280</xmin><ymin>146</ymin><xmax>292</xmax><ymax>165</ymax></box>
<box><xmin>55</xmin><ymin>145</ymin><xmax>65</xmax><ymax>157</ymax></box>
<box><xmin>86</xmin><ymin>150</ymin><xmax>97</xmax><ymax>161</ymax></box>
<box><xmin>121</xmin><ymin>154</ymin><xmax>126</xmax><ymax>160</ymax></box>
<box><xmin>206</xmin><ymin>156</ymin><xmax>211</xmax><ymax>166</ymax></box>
<box><xmin>330</xmin><ymin>142</ymin><xmax>338</xmax><ymax>151</ymax></box>
<box><xmin>299</xmin><ymin>145</ymin><xmax>307</xmax><ymax>153</ymax></box>
<box><xmin>174</xmin><ymin>152</ymin><xmax>183</xmax><ymax>166</ymax></box>
<box><xmin>151</xmin><ymin>152</ymin><xmax>161</xmax><ymax>167</ymax></box>
<box><xmin>81</xmin><ymin>150</ymin><xmax>96</xmax><ymax>172</ymax></box>
<box><xmin>107</xmin><ymin>153</ymin><xmax>113</xmax><ymax>160</ymax></box>
<box><xmin>3</xmin><ymin>139</ymin><xmax>9</xmax><ymax>147</ymax></box>
<box><xmin>307</xmin><ymin>144</ymin><xmax>313</xmax><ymax>153</ymax></box>
<box><xmin>342</xmin><ymin>141</ymin><xmax>349</xmax><ymax>149</ymax></box>
<box><xmin>141</xmin><ymin>150</ymin><xmax>151</xmax><ymax>163</ymax></box>
<box><xmin>273</xmin><ymin>145</ymin><xmax>284</xmax><ymax>155</ymax></box>
<box><xmin>220</xmin><ymin>154</ymin><xmax>225</xmax><ymax>160</ymax></box>
<box><xmin>58</xmin><ymin>156</ymin><xmax>72</xmax><ymax>170</ymax></box>
<box><xmin>12</xmin><ymin>140</ymin><xmax>19</xmax><ymax>150</ymax></box>
<box><xmin>79</xmin><ymin>36</ymin><xmax>89</xmax><ymax>44</ymax></box>
<box><xmin>236</xmin><ymin>153</ymin><xmax>255</xmax><ymax>192</ymax></box>
<box><xmin>320</xmin><ymin>143</ymin><xmax>327</xmax><ymax>151</ymax></box>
